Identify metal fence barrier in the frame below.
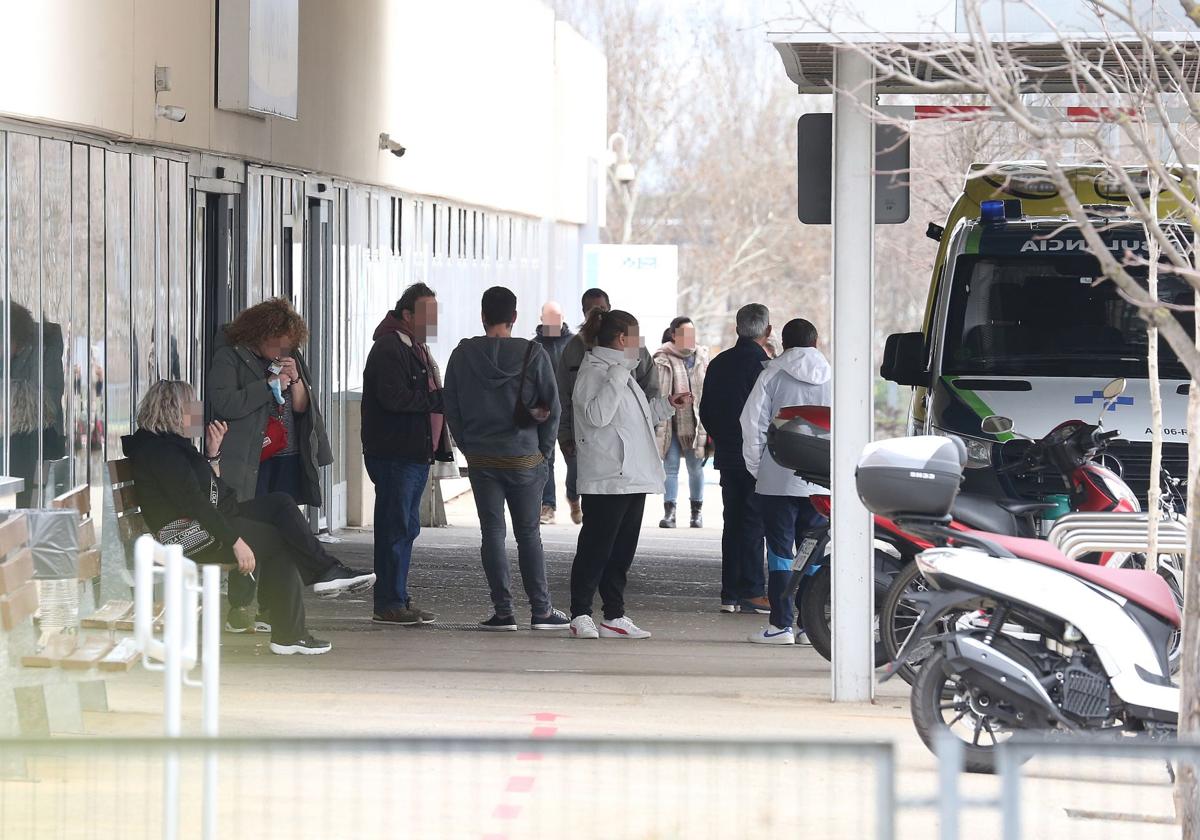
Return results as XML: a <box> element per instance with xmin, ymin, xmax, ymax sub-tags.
<box><xmin>0</xmin><ymin>735</ymin><xmax>896</xmax><ymax>840</ymax></box>
<box><xmin>936</xmin><ymin>733</ymin><xmax>1200</xmax><ymax>840</ymax></box>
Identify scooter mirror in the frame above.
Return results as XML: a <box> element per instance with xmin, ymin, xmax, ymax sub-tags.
<box><xmin>980</xmin><ymin>415</ymin><xmax>1014</xmax><ymax>435</ymax></box>
<box><xmin>1102</xmin><ymin>378</ymin><xmax>1127</xmax><ymax>401</ymax></box>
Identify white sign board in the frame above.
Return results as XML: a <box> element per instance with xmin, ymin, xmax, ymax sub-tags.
<box><xmin>217</xmin><ymin>0</ymin><xmax>299</xmax><ymax>120</ymax></box>
<box><xmin>582</xmin><ymin>244</ymin><xmax>679</xmax><ymax>350</ymax></box>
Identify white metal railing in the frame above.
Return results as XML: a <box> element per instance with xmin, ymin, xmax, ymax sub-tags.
<box><xmin>133</xmin><ymin>535</ymin><xmax>222</xmax><ymax>840</ymax></box>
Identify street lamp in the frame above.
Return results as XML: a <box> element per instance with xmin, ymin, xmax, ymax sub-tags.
<box><xmin>607</xmin><ymin>133</ymin><xmax>637</xmax><ymax>243</ymax></box>
<box><xmin>607</xmin><ymin>132</ymin><xmax>636</xmax><ymax>184</ymax></box>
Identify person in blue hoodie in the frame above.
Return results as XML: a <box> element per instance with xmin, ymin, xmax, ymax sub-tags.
<box><xmin>443</xmin><ymin>287</ymin><xmax>569</xmax><ymax>632</ymax></box>
<box><xmin>739</xmin><ymin>318</ymin><xmax>832</xmax><ymax>645</ymax></box>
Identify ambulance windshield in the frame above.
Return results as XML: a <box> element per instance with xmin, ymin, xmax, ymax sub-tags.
<box><xmin>942</xmin><ymin>255</ymin><xmax>1192</xmax><ymax>379</ymax></box>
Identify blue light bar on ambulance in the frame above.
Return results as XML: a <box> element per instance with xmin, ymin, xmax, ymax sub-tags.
<box><xmin>980</xmin><ymin>200</ymin><xmax>1005</xmax><ymax>223</ymax></box>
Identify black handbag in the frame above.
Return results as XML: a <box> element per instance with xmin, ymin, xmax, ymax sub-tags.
<box><xmin>157</xmin><ymin>476</ymin><xmax>222</xmax><ymax>557</ymax></box>
<box><xmin>513</xmin><ymin>341</ymin><xmax>551</xmax><ymax>428</ymax></box>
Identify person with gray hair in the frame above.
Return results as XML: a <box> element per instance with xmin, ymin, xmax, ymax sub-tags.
<box><xmin>697</xmin><ymin>304</ymin><xmax>774</xmax><ymax>614</ymax></box>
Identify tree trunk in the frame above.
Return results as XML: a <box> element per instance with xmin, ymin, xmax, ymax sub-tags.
<box><xmin>1178</xmin><ymin>298</ymin><xmax>1200</xmax><ymax>834</ymax></box>
<box><xmin>1147</xmin><ymin>184</ymin><xmax>1162</xmax><ymax>568</ymax></box>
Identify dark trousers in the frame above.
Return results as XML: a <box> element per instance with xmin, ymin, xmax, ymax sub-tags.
<box><xmin>543</xmin><ymin>446</ymin><xmax>579</xmax><ymax>507</ymax></box>
<box><xmin>229</xmin><ymin>453</ymin><xmax>306</xmax><ymax>609</ymax></box>
<box><xmin>719</xmin><ymin>469</ymin><xmax>766</xmax><ymax>603</ymax></box>
<box><xmin>366</xmin><ymin>456</ymin><xmax>429</xmax><ymax>613</ymax></box>
<box><xmin>570</xmin><ymin>493</ymin><xmax>646</xmax><ymax>620</ymax></box>
<box><xmin>759</xmin><ymin>494</ymin><xmax>825</xmax><ymax>630</ymax></box>
<box><xmin>469</xmin><ymin>463</ymin><xmax>552</xmax><ymax>617</ymax></box>
<box><xmin>221</xmin><ymin>492</ymin><xmax>336</xmax><ymax>643</ymax></box>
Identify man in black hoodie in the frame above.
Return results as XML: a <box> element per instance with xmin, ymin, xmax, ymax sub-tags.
<box><xmin>533</xmin><ymin>300</ymin><xmax>574</xmax><ymax>524</ymax></box>
<box><xmin>362</xmin><ymin>282</ymin><xmax>453</xmax><ymax>626</ymax></box>
<box><xmin>444</xmin><ymin>287</ymin><xmax>568</xmax><ymax>631</ymax></box>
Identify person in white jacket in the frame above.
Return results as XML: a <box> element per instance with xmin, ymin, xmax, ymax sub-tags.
<box><xmin>568</xmin><ymin>308</ymin><xmax>693</xmax><ymax>640</ymax></box>
<box><xmin>739</xmin><ymin>319</ymin><xmax>832</xmax><ymax>645</ymax></box>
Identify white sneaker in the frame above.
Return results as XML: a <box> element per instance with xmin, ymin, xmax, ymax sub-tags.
<box><xmin>598</xmin><ymin>616</ymin><xmax>651</xmax><ymax>639</ymax></box>
<box><xmin>748</xmin><ymin>625</ymin><xmax>795</xmax><ymax>645</ymax></box>
<box><xmin>570</xmin><ymin>615</ymin><xmax>599</xmax><ymax>639</ymax></box>
<box><xmin>795</xmin><ymin>630</ymin><xmax>811</xmax><ymax>646</ymax></box>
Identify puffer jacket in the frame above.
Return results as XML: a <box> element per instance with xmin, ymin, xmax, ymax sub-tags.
<box><xmin>740</xmin><ymin>346</ymin><xmax>832</xmax><ymax>496</ymax></box>
<box><xmin>573</xmin><ymin>346</ymin><xmax>674</xmax><ymax>495</ymax></box>
<box><xmin>557</xmin><ymin>332</ymin><xmax>659</xmax><ymax>447</ymax></box>
<box><xmin>206</xmin><ymin>330</ymin><xmax>332</xmax><ymax>506</ymax></box>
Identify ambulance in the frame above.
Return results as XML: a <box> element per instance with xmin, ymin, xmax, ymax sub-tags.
<box><xmin>880</xmin><ymin>163</ymin><xmax>1194</xmax><ymax>504</ymax></box>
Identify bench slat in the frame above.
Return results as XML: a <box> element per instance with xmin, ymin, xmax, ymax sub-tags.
<box><xmin>117</xmin><ymin>512</ymin><xmax>148</xmax><ymax>544</ymax></box>
<box><xmin>111</xmin><ymin>484</ymin><xmax>140</xmax><ymax>514</ymax></box>
<box><xmin>52</xmin><ymin>484</ymin><xmax>91</xmax><ymax>517</ymax></box>
<box><xmin>0</xmin><ymin>515</ymin><xmax>29</xmax><ymax>560</ymax></box>
<box><xmin>108</xmin><ymin>458</ymin><xmax>135</xmax><ymax>484</ymax></box>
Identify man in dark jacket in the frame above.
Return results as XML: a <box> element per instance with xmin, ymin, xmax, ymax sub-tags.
<box><xmin>444</xmin><ymin>287</ymin><xmax>569</xmax><ymax>631</ymax></box>
<box><xmin>698</xmin><ymin>303</ymin><xmax>773</xmax><ymax>614</ymax></box>
<box><xmin>533</xmin><ymin>300</ymin><xmax>574</xmax><ymax>524</ymax></box>
<box><xmin>362</xmin><ymin>282</ymin><xmax>453</xmax><ymax>626</ymax></box>
<box><xmin>555</xmin><ymin>287</ymin><xmax>659</xmax><ymax>524</ymax></box>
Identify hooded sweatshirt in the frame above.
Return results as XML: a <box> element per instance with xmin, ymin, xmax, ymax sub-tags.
<box><xmin>739</xmin><ymin>346</ymin><xmax>833</xmax><ymax>496</ymax></box>
<box><xmin>443</xmin><ymin>335</ymin><xmax>560</xmax><ymax>465</ymax></box>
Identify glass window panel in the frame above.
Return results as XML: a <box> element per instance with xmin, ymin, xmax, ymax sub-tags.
<box><xmin>8</xmin><ymin>133</ymin><xmax>42</xmax><ymax>506</ymax></box>
<box><xmin>154</xmin><ymin>159</ymin><xmax>169</xmax><ymax>380</ymax></box>
<box><xmin>70</xmin><ymin>144</ymin><xmax>90</xmax><ymax>489</ymax></box>
<box><xmin>0</xmin><ymin>133</ymin><xmax>7</xmax><ymax>478</ymax></box>
<box><xmin>167</xmin><ymin>161</ymin><xmax>187</xmax><ymax>381</ymax></box>
<box><xmin>105</xmin><ymin>151</ymin><xmax>132</xmax><ymax>452</ymax></box>
<box><xmin>245</xmin><ymin>173</ymin><xmax>262</xmax><ymax>304</ymax></box>
<box><xmin>88</xmin><ymin>147</ymin><xmax>105</xmax><ymax>489</ymax></box>
<box><xmin>130</xmin><ymin>155</ymin><xmax>155</xmax><ymax>410</ymax></box>
<box><xmin>40</xmin><ymin>138</ymin><xmax>70</xmax><ymax>501</ymax></box>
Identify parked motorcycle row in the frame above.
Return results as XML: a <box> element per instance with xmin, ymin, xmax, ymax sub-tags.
<box><xmin>768</xmin><ymin>378</ymin><xmax>1188</xmax><ymax>773</ymax></box>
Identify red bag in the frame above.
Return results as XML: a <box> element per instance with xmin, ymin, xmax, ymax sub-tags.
<box><xmin>260</xmin><ymin>405</ymin><xmax>288</xmax><ymax>462</ymax></box>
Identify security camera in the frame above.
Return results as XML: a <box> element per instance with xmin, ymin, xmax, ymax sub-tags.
<box><xmin>156</xmin><ymin>104</ymin><xmax>187</xmax><ymax>123</ymax></box>
<box><xmin>379</xmin><ymin>132</ymin><xmax>406</xmax><ymax>158</ymax></box>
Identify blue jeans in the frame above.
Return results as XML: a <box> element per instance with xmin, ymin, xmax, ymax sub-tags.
<box><xmin>663</xmin><ymin>434</ymin><xmax>704</xmax><ymax>504</ymax></box>
<box><xmin>542</xmin><ymin>445</ymin><xmax>579</xmax><ymax>508</ymax></box>
<box><xmin>470</xmin><ymin>463</ymin><xmax>552</xmax><ymax>617</ymax></box>
<box><xmin>365</xmin><ymin>456</ymin><xmax>430</xmax><ymax>613</ymax></box>
<box><xmin>759</xmin><ymin>495</ymin><xmax>826</xmax><ymax>630</ymax></box>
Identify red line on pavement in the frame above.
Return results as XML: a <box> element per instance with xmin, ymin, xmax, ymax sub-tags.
<box><xmin>506</xmin><ymin>776</ymin><xmax>535</xmax><ymax>793</ymax></box>
<box><xmin>493</xmin><ymin>804</ymin><xmax>521</xmax><ymax>820</ymax></box>
<box><xmin>531</xmin><ymin>726</ymin><xmax>557</xmax><ymax>739</ymax></box>
<box><xmin>516</xmin><ymin>752</ymin><xmax>543</xmax><ymax>761</ymax></box>
<box><xmin>533</xmin><ymin>712</ymin><xmax>560</xmax><ymax>721</ymax></box>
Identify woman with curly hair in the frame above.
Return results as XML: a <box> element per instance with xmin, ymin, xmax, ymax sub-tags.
<box><xmin>208</xmin><ymin>297</ymin><xmax>372</xmax><ymax>632</ymax></box>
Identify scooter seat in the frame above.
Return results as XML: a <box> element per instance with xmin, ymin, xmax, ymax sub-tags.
<box><xmin>951</xmin><ymin>494</ymin><xmax>1020</xmax><ymax>536</ymax></box>
<box><xmin>962</xmin><ymin>530</ymin><xmax>1181</xmax><ymax>627</ymax></box>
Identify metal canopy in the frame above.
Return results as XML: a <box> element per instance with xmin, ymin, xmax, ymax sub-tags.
<box><xmin>768</xmin><ymin>31</ymin><xmax>1200</xmax><ymax>94</ymax></box>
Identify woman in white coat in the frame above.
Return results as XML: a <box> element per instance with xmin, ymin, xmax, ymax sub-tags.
<box><xmin>568</xmin><ymin>309</ymin><xmax>693</xmax><ymax>640</ymax></box>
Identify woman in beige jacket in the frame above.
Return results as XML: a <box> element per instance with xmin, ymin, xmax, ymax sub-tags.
<box><xmin>652</xmin><ymin>317</ymin><xmax>709</xmax><ymax>528</ymax></box>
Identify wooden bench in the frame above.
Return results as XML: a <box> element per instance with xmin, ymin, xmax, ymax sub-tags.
<box><xmin>0</xmin><ymin>514</ymin><xmax>37</xmax><ymax>631</ymax></box>
<box><xmin>107</xmin><ymin>459</ymin><xmax>149</xmax><ymax>547</ymax></box>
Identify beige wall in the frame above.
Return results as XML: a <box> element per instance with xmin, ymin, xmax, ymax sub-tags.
<box><xmin>0</xmin><ymin>0</ymin><xmax>606</xmax><ymax>223</ymax></box>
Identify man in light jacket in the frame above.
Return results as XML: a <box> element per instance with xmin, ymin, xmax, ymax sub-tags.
<box><xmin>443</xmin><ymin>287</ymin><xmax>569</xmax><ymax>632</ymax></box>
<box><xmin>740</xmin><ymin>319</ymin><xmax>832</xmax><ymax>645</ymax></box>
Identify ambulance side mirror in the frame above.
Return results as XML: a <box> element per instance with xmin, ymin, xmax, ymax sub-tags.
<box><xmin>881</xmin><ymin>332</ymin><xmax>928</xmax><ymax>387</ymax></box>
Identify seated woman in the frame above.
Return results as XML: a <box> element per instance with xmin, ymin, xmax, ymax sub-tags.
<box><xmin>123</xmin><ymin>380</ymin><xmax>347</xmax><ymax>655</ymax></box>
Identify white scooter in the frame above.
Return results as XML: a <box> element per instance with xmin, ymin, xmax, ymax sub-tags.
<box><xmin>857</xmin><ymin>435</ymin><xmax>1181</xmax><ymax>773</ymax></box>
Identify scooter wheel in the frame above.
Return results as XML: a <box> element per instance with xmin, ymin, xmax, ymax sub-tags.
<box><xmin>798</xmin><ymin>562</ymin><xmax>891</xmax><ymax>668</ymax></box>
<box><xmin>881</xmin><ymin>562</ymin><xmax>932</xmax><ymax>686</ymax></box>
<box><xmin>911</xmin><ymin>648</ymin><xmax>1031</xmax><ymax>775</ymax></box>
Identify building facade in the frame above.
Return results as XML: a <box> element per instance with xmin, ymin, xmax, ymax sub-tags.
<box><xmin>0</xmin><ymin>0</ymin><xmax>607</xmax><ymax>530</ymax></box>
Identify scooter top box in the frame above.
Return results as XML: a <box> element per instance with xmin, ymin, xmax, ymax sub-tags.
<box><xmin>856</xmin><ymin>436</ymin><xmax>966</xmax><ymax>520</ymax></box>
<box><xmin>767</xmin><ymin>407</ymin><xmax>831</xmax><ymax>488</ymax></box>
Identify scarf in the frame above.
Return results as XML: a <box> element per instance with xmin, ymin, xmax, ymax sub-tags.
<box><xmin>395</xmin><ymin>320</ymin><xmax>446</xmax><ymax>451</ymax></box>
